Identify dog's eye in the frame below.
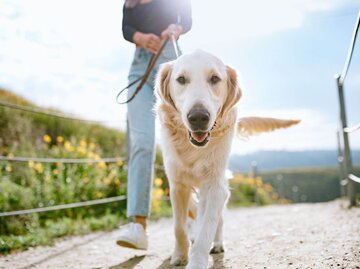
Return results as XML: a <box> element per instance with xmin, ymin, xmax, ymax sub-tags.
<box><xmin>176</xmin><ymin>76</ymin><xmax>186</xmax><ymax>85</ymax></box>
<box><xmin>210</xmin><ymin>75</ymin><xmax>221</xmax><ymax>85</ymax></box>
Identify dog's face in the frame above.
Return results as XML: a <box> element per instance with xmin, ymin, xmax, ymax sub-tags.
<box><xmin>156</xmin><ymin>50</ymin><xmax>242</xmax><ymax>148</ymax></box>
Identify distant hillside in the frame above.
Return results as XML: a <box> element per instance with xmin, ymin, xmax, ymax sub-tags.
<box><xmin>229</xmin><ymin>150</ymin><xmax>360</xmax><ymax>172</ymax></box>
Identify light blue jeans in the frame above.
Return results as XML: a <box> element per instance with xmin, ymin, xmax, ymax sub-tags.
<box><xmin>126</xmin><ymin>42</ymin><xmax>179</xmax><ymax>218</ymax></box>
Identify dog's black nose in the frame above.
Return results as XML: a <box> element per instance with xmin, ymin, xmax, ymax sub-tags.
<box><xmin>187</xmin><ymin>106</ymin><xmax>210</xmax><ymax>130</ymax></box>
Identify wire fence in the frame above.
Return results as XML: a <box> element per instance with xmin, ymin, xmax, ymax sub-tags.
<box><xmin>0</xmin><ymin>155</ymin><xmax>166</xmax><ymax>171</ymax></box>
<box><xmin>0</xmin><ymin>156</ymin><xmax>124</xmax><ymax>164</ymax></box>
<box><xmin>335</xmin><ymin>11</ymin><xmax>360</xmax><ymax>207</ymax></box>
<box><xmin>0</xmin><ymin>196</ymin><xmax>127</xmax><ymax>217</ymax></box>
<box><xmin>0</xmin><ymin>90</ymin><xmax>167</xmax><ymax>217</ymax></box>
<box><xmin>0</xmin><ymin>154</ymin><xmax>167</xmax><ymax>217</ymax></box>
<box><xmin>0</xmin><ymin>100</ymin><xmax>124</xmax><ymax>125</ymax></box>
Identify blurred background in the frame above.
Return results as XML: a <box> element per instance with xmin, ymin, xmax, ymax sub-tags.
<box><xmin>0</xmin><ymin>0</ymin><xmax>359</xmax><ymax>254</ymax></box>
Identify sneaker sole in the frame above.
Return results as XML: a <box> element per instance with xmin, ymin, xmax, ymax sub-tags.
<box><xmin>116</xmin><ymin>240</ymin><xmax>147</xmax><ymax>250</ymax></box>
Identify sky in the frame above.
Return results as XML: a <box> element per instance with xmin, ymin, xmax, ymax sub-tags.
<box><xmin>0</xmin><ymin>0</ymin><xmax>359</xmax><ymax>155</ymax></box>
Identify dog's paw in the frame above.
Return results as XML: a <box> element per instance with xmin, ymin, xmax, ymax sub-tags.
<box><xmin>210</xmin><ymin>244</ymin><xmax>225</xmax><ymax>254</ymax></box>
<box><xmin>170</xmin><ymin>255</ymin><xmax>188</xmax><ymax>266</ymax></box>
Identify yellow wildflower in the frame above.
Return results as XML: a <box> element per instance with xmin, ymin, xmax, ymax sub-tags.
<box><xmin>95</xmin><ymin>191</ymin><xmax>103</xmax><ymax>198</ymax></box>
<box><xmin>154</xmin><ymin>178</ymin><xmax>163</xmax><ymax>187</ymax></box>
<box><xmin>56</xmin><ymin>136</ymin><xmax>64</xmax><ymax>143</ymax></box>
<box><xmin>89</xmin><ymin>142</ymin><xmax>96</xmax><ymax>150</ymax></box>
<box><xmin>114</xmin><ymin>179</ymin><xmax>121</xmax><ymax>187</ymax></box>
<box><xmin>28</xmin><ymin>160</ymin><xmax>35</xmax><ymax>168</ymax></box>
<box><xmin>64</xmin><ymin>141</ymin><xmax>74</xmax><ymax>152</ymax></box>
<box><xmin>117</xmin><ymin>159</ymin><xmax>124</xmax><ymax>166</ymax></box>
<box><xmin>5</xmin><ymin>165</ymin><xmax>12</xmax><ymax>172</ymax></box>
<box><xmin>53</xmin><ymin>169</ymin><xmax>59</xmax><ymax>175</ymax></box>
<box><xmin>153</xmin><ymin>188</ymin><xmax>164</xmax><ymax>198</ymax></box>
<box><xmin>103</xmin><ymin>177</ymin><xmax>111</xmax><ymax>185</ymax></box>
<box><xmin>256</xmin><ymin>177</ymin><xmax>263</xmax><ymax>187</ymax></box>
<box><xmin>264</xmin><ymin>183</ymin><xmax>273</xmax><ymax>192</ymax></box>
<box><xmin>8</xmin><ymin>153</ymin><xmax>14</xmax><ymax>158</ymax></box>
<box><xmin>152</xmin><ymin>199</ymin><xmax>161</xmax><ymax>213</ymax></box>
<box><xmin>79</xmin><ymin>139</ymin><xmax>87</xmax><ymax>148</ymax></box>
<box><xmin>247</xmin><ymin>177</ymin><xmax>255</xmax><ymax>186</ymax></box>
<box><xmin>43</xmin><ymin>134</ymin><xmax>52</xmax><ymax>143</ymax></box>
<box><xmin>233</xmin><ymin>174</ymin><xmax>244</xmax><ymax>183</ymax></box>
<box><xmin>82</xmin><ymin>177</ymin><xmax>90</xmax><ymax>184</ymax></box>
<box><xmin>151</xmin><ymin>188</ymin><xmax>164</xmax><ymax>213</ymax></box>
<box><xmin>76</xmin><ymin>146</ymin><xmax>86</xmax><ymax>155</ymax></box>
<box><xmin>97</xmin><ymin>161</ymin><xmax>106</xmax><ymax>169</ymax></box>
<box><xmin>44</xmin><ymin>175</ymin><xmax>51</xmax><ymax>182</ymax></box>
<box><xmin>35</xmin><ymin>163</ymin><xmax>43</xmax><ymax>174</ymax></box>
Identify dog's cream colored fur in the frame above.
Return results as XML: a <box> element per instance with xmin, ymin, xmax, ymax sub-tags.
<box><xmin>155</xmin><ymin>50</ymin><xmax>299</xmax><ymax>269</ymax></box>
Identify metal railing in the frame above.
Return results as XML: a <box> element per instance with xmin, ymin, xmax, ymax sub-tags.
<box><xmin>0</xmin><ymin>100</ymin><xmax>122</xmax><ymax>124</ymax></box>
<box><xmin>0</xmin><ymin>156</ymin><xmax>166</xmax><ymax>217</ymax></box>
<box><xmin>335</xmin><ymin>11</ymin><xmax>360</xmax><ymax>207</ymax></box>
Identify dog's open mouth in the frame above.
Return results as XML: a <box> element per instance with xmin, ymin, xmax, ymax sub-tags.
<box><xmin>188</xmin><ymin>131</ymin><xmax>210</xmax><ymax>147</ymax></box>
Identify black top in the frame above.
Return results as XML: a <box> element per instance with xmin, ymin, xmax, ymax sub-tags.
<box><xmin>122</xmin><ymin>0</ymin><xmax>192</xmax><ymax>43</ymax></box>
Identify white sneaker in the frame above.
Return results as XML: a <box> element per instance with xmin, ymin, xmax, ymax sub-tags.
<box><xmin>116</xmin><ymin>223</ymin><xmax>148</xmax><ymax>250</ymax></box>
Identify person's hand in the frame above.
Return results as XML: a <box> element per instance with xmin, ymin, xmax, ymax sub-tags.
<box><xmin>161</xmin><ymin>24</ymin><xmax>183</xmax><ymax>41</ymax></box>
<box><xmin>133</xmin><ymin>32</ymin><xmax>161</xmax><ymax>54</ymax></box>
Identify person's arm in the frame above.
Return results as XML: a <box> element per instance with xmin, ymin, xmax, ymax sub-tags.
<box><xmin>122</xmin><ymin>5</ymin><xmax>137</xmax><ymax>43</ymax></box>
<box><xmin>122</xmin><ymin>5</ymin><xmax>161</xmax><ymax>53</ymax></box>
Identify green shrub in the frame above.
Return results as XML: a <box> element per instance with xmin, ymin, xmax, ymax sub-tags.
<box><xmin>228</xmin><ymin>173</ymin><xmax>285</xmax><ymax>207</ymax></box>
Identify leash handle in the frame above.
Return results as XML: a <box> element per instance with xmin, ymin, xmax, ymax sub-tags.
<box><xmin>171</xmin><ymin>34</ymin><xmax>180</xmax><ymax>58</ymax></box>
<box><xmin>116</xmin><ymin>38</ymin><xmax>169</xmax><ymax>104</ymax></box>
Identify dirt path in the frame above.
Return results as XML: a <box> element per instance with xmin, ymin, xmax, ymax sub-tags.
<box><xmin>1</xmin><ymin>201</ymin><xmax>359</xmax><ymax>269</ymax></box>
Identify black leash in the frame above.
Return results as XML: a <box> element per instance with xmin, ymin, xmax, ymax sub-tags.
<box><xmin>116</xmin><ymin>38</ymin><xmax>170</xmax><ymax>104</ymax></box>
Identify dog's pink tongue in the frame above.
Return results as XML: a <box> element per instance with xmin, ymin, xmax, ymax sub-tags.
<box><xmin>192</xmin><ymin>132</ymin><xmax>208</xmax><ymax>143</ymax></box>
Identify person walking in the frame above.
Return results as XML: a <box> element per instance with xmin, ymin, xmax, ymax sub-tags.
<box><xmin>116</xmin><ymin>0</ymin><xmax>192</xmax><ymax>250</ymax></box>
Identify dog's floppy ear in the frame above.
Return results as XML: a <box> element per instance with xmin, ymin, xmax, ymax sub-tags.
<box><xmin>220</xmin><ymin>66</ymin><xmax>242</xmax><ymax>117</ymax></box>
<box><xmin>155</xmin><ymin>61</ymin><xmax>175</xmax><ymax>108</ymax></box>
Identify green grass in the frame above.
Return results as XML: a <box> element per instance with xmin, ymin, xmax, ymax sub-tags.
<box><xmin>0</xmin><ymin>213</ymin><xmax>122</xmax><ymax>253</ymax></box>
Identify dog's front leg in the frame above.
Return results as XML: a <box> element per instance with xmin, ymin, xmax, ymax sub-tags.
<box><xmin>186</xmin><ymin>182</ymin><xmax>229</xmax><ymax>269</ymax></box>
<box><xmin>170</xmin><ymin>182</ymin><xmax>191</xmax><ymax>266</ymax></box>
<box><xmin>210</xmin><ymin>212</ymin><xmax>225</xmax><ymax>254</ymax></box>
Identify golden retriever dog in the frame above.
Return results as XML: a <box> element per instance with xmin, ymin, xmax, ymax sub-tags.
<box><xmin>155</xmin><ymin>50</ymin><xmax>299</xmax><ymax>269</ymax></box>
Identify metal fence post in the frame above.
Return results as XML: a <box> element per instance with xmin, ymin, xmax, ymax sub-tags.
<box><xmin>335</xmin><ymin>75</ymin><xmax>355</xmax><ymax>206</ymax></box>
<box><xmin>251</xmin><ymin>161</ymin><xmax>260</xmax><ymax>205</ymax></box>
<box><xmin>336</xmin><ymin>130</ymin><xmax>347</xmax><ymax>197</ymax></box>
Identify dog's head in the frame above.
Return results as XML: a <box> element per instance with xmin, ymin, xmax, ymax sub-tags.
<box><xmin>155</xmin><ymin>50</ymin><xmax>242</xmax><ymax>148</ymax></box>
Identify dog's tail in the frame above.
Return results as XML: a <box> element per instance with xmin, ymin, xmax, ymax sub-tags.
<box><xmin>237</xmin><ymin>117</ymin><xmax>300</xmax><ymax>137</ymax></box>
